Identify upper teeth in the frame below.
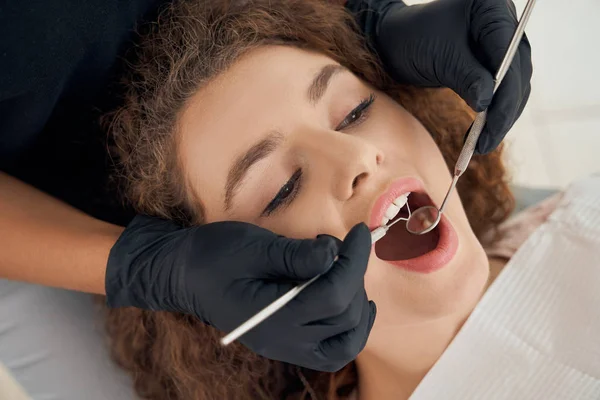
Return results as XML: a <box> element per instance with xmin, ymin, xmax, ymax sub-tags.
<box><xmin>381</xmin><ymin>193</ymin><xmax>410</xmax><ymax>226</ymax></box>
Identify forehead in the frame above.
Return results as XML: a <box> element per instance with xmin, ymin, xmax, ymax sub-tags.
<box><xmin>178</xmin><ymin>45</ymin><xmax>337</xmax><ymax>219</ymax></box>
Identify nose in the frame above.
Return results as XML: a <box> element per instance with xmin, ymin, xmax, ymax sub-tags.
<box><xmin>303</xmin><ymin>132</ymin><xmax>384</xmax><ymax>201</ymax></box>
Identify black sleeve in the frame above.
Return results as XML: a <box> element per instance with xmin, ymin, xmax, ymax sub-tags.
<box><xmin>0</xmin><ymin>0</ymin><xmax>165</xmax><ymax>224</ymax></box>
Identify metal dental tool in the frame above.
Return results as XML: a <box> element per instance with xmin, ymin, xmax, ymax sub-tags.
<box><xmin>369</xmin><ymin>200</ymin><xmax>412</xmax><ymax>243</ymax></box>
<box><xmin>220</xmin><ymin>201</ymin><xmax>413</xmax><ymax>346</ymax></box>
<box><xmin>406</xmin><ymin>0</ymin><xmax>538</xmax><ymax>236</ymax></box>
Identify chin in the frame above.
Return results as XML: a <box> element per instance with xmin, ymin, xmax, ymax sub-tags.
<box><xmin>437</xmin><ymin>238</ymin><xmax>490</xmax><ymax>315</ymax></box>
<box><xmin>366</xmin><ymin>223</ymin><xmax>490</xmax><ymax>323</ymax></box>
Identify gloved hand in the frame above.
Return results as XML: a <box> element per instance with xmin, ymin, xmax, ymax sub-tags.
<box><xmin>106</xmin><ymin>215</ymin><xmax>376</xmax><ymax>372</ymax></box>
<box><xmin>347</xmin><ymin>0</ymin><xmax>533</xmax><ymax>154</ymax></box>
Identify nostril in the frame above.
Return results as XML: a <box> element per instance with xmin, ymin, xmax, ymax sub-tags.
<box><xmin>352</xmin><ymin>172</ymin><xmax>368</xmax><ymax>189</ymax></box>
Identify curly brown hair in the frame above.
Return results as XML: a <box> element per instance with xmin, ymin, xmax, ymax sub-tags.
<box><xmin>103</xmin><ymin>0</ymin><xmax>514</xmax><ymax>399</ymax></box>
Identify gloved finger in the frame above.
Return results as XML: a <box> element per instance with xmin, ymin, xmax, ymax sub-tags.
<box><xmin>438</xmin><ymin>45</ymin><xmax>495</xmax><ymax>112</ymax></box>
<box><xmin>505</xmin><ymin>0</ymin><xmax>519</xmax><ymax>22</ymax></box>
<box><xmin>477</xmin><ymin>81</ymin><xmax>530</xmax><ymax>154</ymax></box>
<box><xmin>242</xmin><ymin>285</ymin><xmax>359</xmax><ymax>367</ymax></box>
<box><xmin>516</xmin><ymin>83</ymin><xmax>532</xmax><ymax>123</ymax></box>
<box><xmin>514</xmin><ymin>38</ymin><xmax>533</xmax><ymax>116</ymax></box>
<box><xmin>476</xmin><ymin>33</ymin><xmax>532</xmax><ymax>154</ymax></box>
<box><xmin>471</xmin><ymin>0</ymin><xmax>519</xmax><ymax>73</ymax></box>
<box><xmin>301</xmin><ymin>223</ymin><xmax>371</xmax><ymax>318</ymax></box>
<box><xmin>477</xmin><ymin>65</ymin><xmax>521</xmax><ymax>152</ymax></box>
<box><xmin>260</xmin><ymin>233</ymin><xmax>341</xmax><ymax>281</ymax></box>
<box><xmin>293</xmin><ymin>281</ymin><xmax>367</xmax><ymax>333</ymax></box>
<box><xmin>314</xmin><ymin>299</ymin><xmax>377</xmax><ymax>372</ymax></box>
<box><xmin>510</xmin><ymin>43</ymin><xmax>532</xmax><ymax>124</ymax></box>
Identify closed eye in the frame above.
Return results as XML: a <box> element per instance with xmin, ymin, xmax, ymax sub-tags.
<box><xmin>262</xmin><ymin>93</ymin><xmax>376</xmax><ymax>217</ymax></box>
<box><xmin>335</xmin><ymin>93</ymin><xmax>375</xmax><ymax>131</ymax></box>
<box><xmin>262</xmin><ymin>169</ymin><xmax>303</xmax><ymax>217</ymax></box>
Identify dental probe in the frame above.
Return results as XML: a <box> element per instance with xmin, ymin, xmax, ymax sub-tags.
<box><xmin>220</xmin><ymin>217</ymin><xmax>407</xmax><ymax>346</ymax></box>
<box><xmin>406</xmin><ymin>0</ymin><xmax>538</xmax><ymax>236</ymax></box>
<box><xmin>370</xmin><ymin>211</ymin><xmax>411</xmax><ymax>242</ymax></box>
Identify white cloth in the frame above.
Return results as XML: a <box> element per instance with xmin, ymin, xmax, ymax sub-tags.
<box><xmin>0</xmin><ymin>280</ymin><xmax>138</xmax><ymax>400</ymax></box>
<box><xmin>410</xmin><ymin>176</ymin><xmax>600</xmax><ymax>400</ymax></box>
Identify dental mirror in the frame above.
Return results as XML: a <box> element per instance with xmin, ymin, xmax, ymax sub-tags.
<box><xmin>406</xmin><ymin>205</ymin><xmax>440</xmax><ymax>235</ymax></box>
<box><xmin>406</xmin><ymin>174</ymin><xmax>456</xmax><ymax>235</ymax></box>
<box><xmin>406</xmin><ymin>0</ymin><xmax>537</xmax><ymax>236</ymax></box>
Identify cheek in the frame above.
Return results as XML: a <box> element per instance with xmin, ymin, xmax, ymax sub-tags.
<box><xmin>259</xmin><ymin>199</ymin><xmax>347</xmax><ymax>240</ymax></box>
<box><xmin>373</xmin><ymin>99</ymin><xmax>448</xmax><ymax>180</ymax></box>
<box><xmin>404</xmin><ymin>118</ymin><xmax>452</xmax><ymax>189</ymax></box>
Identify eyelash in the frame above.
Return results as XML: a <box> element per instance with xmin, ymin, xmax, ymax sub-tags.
<box><xmin>263</xmin><ymin>169</ymin><xmax>303</xmax><ymax>217</ymax></box>
<box><xmin>262</xmin><ymin>93</ymin><xmax>376</xmax><ymax>217</ymax></box>
<box><xmin>335</xmin><ymin>93</ymin><xmax>375</xmax><ymax>131</ymax></box>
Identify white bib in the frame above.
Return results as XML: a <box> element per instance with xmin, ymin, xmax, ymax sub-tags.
<box><xmin>410</xmin><ymin>176</ymin><xmax>600</xmax><ymax>400</ymax></box>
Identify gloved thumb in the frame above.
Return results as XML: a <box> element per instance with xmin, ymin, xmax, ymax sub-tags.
<box><xmin>262</xmin><ymin>234</ymin><xmax>342</xmax><ymax>281</ymax></box>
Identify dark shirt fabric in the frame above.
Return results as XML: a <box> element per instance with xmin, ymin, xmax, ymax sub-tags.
<box><xmin>0</xmin><ymin>0</ymin><xmax>168</xmax><ymax>225</ymax></box>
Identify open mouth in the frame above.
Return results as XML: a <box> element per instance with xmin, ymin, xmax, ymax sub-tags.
<box><xmin>375</xmin><ymin>192</ymin><xmax>440</xmax><ymax>261</ymax></box>
<box><xmin>369</xmin><ymin>177</ymin><xmax>459</xmax><ymax>274</ymax></box>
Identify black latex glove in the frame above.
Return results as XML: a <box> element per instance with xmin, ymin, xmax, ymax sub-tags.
<box><xmin>347</xmin><ymin>0</ymin><xmax>533</xmax><ymax>154</ymax></box>
<box><xmin>106</xmin><ymin>215</ymin><xmax>376</xmax><ymax>372</ymax></box>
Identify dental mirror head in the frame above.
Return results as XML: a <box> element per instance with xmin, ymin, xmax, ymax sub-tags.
<box><xmin>406</xmin><ymin>205</ymin><xmax>440</xmax><ymax>235</ymax></box>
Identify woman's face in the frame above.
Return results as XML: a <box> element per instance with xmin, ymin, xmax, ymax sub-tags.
<box><xmin>179</xmin><ymin>45</ymin><xmax>489</xmax><ymax>352</ymax></box>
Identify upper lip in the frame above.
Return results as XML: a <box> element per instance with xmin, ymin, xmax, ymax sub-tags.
<box><xmin>368</xmin><ymin>177</ymin><xmax>425</xmax><ymax>230</ymax></box>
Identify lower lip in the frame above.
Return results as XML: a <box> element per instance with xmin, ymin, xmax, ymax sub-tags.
<box><xmin>377</xmin><ymin>213</ymin><xmax>458</xmax><ymax>274</ymax></box>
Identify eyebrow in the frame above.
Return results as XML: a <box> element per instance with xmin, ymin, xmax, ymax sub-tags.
<box><xmin>224</xmin><ymin>130</ymin><xmax>284</xmax><ymax>211</ymax></box>
<box><xmin>307</xmin><ymin>64</ymin><xmax>346</xmax><ymax>105</ymax></box>
<box><xmin>223</xmin><ymin>64</ymin><xmax>345</xmax><ymax>212</ymax></box>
